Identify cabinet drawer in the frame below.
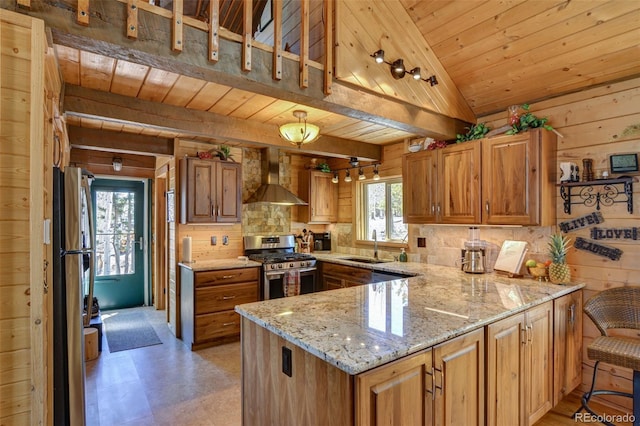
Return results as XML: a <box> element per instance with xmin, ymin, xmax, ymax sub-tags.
<box><xmin>322</xmin><ymin>263</ymin><xmax>372</xmax><ymax>282</ymax></box>
<box><xmin>195</xmin><ymin>310</ymin><xmax>241</xmax><ymax>342</ymax></box>
<box><xmin>324</xmin><ymin>275</ymin><xmax>344</xmax><ymax>291</ymax></box>
<box><xmin>195</xmin><ymin>283</ymin><xmax>258</xmax><ymax>314</ymax></box>
<box><xmin>195</xmin><ymin>267</ymin><xmax>259</xmax><ymax>287</ymax></box>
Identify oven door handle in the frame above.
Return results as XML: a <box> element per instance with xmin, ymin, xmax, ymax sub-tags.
<box><xmin>264</xmin><ymin>267</ymin><xmax>317</xmax><ymax>277</ymax></box>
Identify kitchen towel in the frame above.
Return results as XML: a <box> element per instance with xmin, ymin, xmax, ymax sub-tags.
<box><xmin>283</xmin><ymin>269</ymin><xmax>300</xmax><ymax>297</ymax></box>
<box><xmin>182</xmin><ymin>236</ymin><xmax>192</xmax><ymax>263</ymax></box>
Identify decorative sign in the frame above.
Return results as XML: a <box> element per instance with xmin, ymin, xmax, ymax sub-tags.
<box><xmin>559</xmin><ymin>211</ymin><xmax>604</xmax><ymax>233</ymax></box>
<box><xmin>574</xmin><ymin>237</ymin><xmax>623</xmax><ymax>261</ymax></box>
<box><xmin>590</xmin><ymin>227</ymin><xmax>639</xmax><ymax>241</ymax></box>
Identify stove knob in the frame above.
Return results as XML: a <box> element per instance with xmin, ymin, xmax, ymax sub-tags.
<box><xmin>278</xmin><ymin>263</ymin><xmax>283</xmax><ymax>269</ymax></box>
<box><xmin>290</xmin><ymin>263</ymin><xmax>294</xmax><ymax>268</ymax></box>
<box><xmin>270</xmin><ymin>264</ymin><xmax>276</xmax><ymax>270</ymax></box>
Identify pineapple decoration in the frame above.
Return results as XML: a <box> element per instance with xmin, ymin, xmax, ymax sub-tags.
<box><xmin>548</xmin><ymin>234</ymin><xmax>572</xmax><ymax>284</ymax></box>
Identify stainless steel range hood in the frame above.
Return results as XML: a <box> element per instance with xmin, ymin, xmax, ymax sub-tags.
<box><xmin>244</xmin><ymin>147</ymin><xmax>308</xmax><ymax>206</ymax></box>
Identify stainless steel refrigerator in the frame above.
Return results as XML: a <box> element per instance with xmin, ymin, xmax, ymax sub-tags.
<box><xmin>53</xmin><ymin>166</ymin><xmax>96</xmax><ymax>426</ymax></box>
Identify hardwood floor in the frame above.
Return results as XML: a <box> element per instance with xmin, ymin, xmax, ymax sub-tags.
<box><xmin>86</xmin><ymin>307</ymin><xmax>633</xmax><ymax>426</ymax></box>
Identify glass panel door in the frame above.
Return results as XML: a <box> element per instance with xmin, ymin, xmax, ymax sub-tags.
<box><xmin>91</xmin><ymin>179</ymin><xmax>145</xmax><ymax>310</ymax></box>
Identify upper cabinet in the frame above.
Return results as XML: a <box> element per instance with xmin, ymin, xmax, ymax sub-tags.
<box><xmin>298</xmin><ymin>170</ymin><xmax>338</xmax><ymax>224</ymax></box>
<box><xmin>403</xmin><ymin>129</ymin><xmax>556</xmax><ymax>226</ymax></box>
<box><xmin>403</xmin><ymin>142</ymin><xmax>481</xmax><ymax>224</ymax></box>
<box><xmin>180</xmin><ymin>158</ymin><xmax>242</xmax><ymax>224</ymax></box>
<box><xmin>482</xmin><ymin>130</ymin><xmax>556</xmax><ymax>226</ymax></box>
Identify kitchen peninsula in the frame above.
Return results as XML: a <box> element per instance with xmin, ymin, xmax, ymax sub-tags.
<box><xmin>236</xmin><ymin>262</ymin><xmax>583</xmax><ymax>426</ymax></box>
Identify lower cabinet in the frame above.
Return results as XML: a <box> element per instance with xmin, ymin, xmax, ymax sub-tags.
<box><xmin>180</xmin><ymin>266</ymin><xmax>259</xmax><ymax>350</ymax></box>
<box><xmin>486</xmin><ymin>301</ymin><xmax>554</xmax><ymax>426</ymax></box>
<box><xmin>553</xmin><ymin>291</ymin><xmax>583</xmax><ymax>406</ymax></box>
<box><xmin>321</xmin><ymin>263</ymin><xmax>373</xmax><ymax>290</ymax></box>
<box><xmin>356</xmin><ymin>328</ymin><xmax>485</xmax><ymax>426</ymax></box>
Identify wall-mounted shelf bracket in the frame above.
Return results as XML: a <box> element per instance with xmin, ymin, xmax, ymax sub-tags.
<box><xmin>558</xmin><ymin>177</ymin><xmax>635</xmax><ymax>214</ymax></box>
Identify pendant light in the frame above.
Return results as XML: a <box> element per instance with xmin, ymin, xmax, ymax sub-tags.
<box><xmin>278</xmin><ymin>110</ymin><xmax>320</xmax><ymax>148</ymax></box>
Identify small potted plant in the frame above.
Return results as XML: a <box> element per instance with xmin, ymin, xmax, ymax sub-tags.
<box><xmin>215</xmin><ymin>145</ymin><xmax>234</xmax><ymax>161</ymax></box>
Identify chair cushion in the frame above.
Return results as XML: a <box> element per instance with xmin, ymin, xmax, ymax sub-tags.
<box><xmin>587</xmin><ymin>335</ymin><xmax>640</xmax><ymax>371</ymax></box>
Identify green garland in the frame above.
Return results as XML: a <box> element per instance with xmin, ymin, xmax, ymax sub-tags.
<box><xmin>506</xmin><ymin>104</ymin><xmax>554</xmax><ymax>135</ymax></box>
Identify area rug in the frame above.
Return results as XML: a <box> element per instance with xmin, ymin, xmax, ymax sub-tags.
<box><xmin>103</xmin><ymin>311</ymin><xmax>162</xmax><ymax>353</ymax></box>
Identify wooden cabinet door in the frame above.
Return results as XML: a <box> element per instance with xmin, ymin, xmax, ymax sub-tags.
<box><xmin>184</xmin><ymin>158</ymin><xmax>215</xmax><ymax>223</ymax></box>
<box><xmin>215</xmin><ymin>161</ymin><xmax>241</xmax><ymax>222</ymax></box>
<box><xmin>525</xmin><ymin>301</ymin><xmax>553</xmax><ymax>425</ymax></box>
<box><xmin>310</xmin><ymin>171</ymin><xmax>337</xmax><ymax>222</ymax></box>
<box><xmin>553</xmin><ymin>291</ymin><xmax>583</xmax><ymax>406</ymax></box>
<box><xmin>482</xmin><ymin>132</ymin><xmax>539</xmax><ymax>225</ymax></box>
<box><xmin>403</xmin><ymin>150</ymin><xmax>437</xmax><ymax>223</ymax></box>
<box><xmin>486</xmin><ymin>313</ymin><xmax>526</xmax><ymax>426</ymax></box>
<box><xmin>439</xmin><ymin>142</ymin><xmax>481</xmax><ymax>224</ymax></box>
<box><xmin>433</xmin><ymin>327</ymin><xmax>484</xmax><ymax>426</ymax></box>
<box><xmin>356</xmin><ymin>349</ymin><xmax>431</xmax><ymax>426</ymax></box>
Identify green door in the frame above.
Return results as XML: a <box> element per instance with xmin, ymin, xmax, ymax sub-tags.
<box><xmin>92</xmin><ymin>179</ymin><xmax>145</xmax><ymax>310</ymax></box>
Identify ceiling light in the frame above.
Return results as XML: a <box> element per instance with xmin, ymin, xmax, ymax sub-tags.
<box><xmin>332</xmin><ymin>173</ymin><xmax>339</xmax><ymax>184</ymax></box>
<box><xmin>370</xmin><ymin>50</ymin><xmax>438</xmax><ymax>86</ymax></box>
<box><xmin>112</xmin><ymin>157</ymin><xmax>123</xmax><ymax>172</ymax></box>
<box><xmin>344</xmin><ymin>170</ymin><xmax>352</xmax><ymax>183</ymax></box>
<box><xmin>278</xmin><ymin>110</ymin><xmax>320</xmax><ymax>148</ymax></box>
<box><xmin>358</xmin><ymin>168</ymin><xmax>366</xmax><ymax>180</ymax></box>
<box><xmin>371</xmin><ymin>49</ymin><xmax>385</xmax><ymax>64</ymax></box>
<box><xmin>373</xmin><ymin>165</ymin><xmax>380</xmax><ymax>181</ymax></box>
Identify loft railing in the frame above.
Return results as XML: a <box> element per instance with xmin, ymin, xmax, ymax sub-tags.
<box><xmin>15</xmin><ymin>0</ymin><xmax>334</xmax><ymax>94</ymax></box>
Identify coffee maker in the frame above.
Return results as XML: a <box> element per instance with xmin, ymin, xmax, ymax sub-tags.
<box><xmin>460</xmin><ymin>227</ymin><xmax>486</xmax><ymax>274</ymax></box>
<box><xmin>313</xmin><ymin>232</ymin><xmax>332</xmax><ymax>251</ymax></box>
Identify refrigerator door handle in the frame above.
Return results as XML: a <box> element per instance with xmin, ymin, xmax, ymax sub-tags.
<box><xmin>82</xmin><ymin>176</ymin><xmax>96</xmax><ymax>328</ymax></box>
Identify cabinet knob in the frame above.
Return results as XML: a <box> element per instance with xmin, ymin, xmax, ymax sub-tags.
<box><xmin>485</xmin><ymin>201</ymin><xmax>490</xmax><ymax>213</ymax></box>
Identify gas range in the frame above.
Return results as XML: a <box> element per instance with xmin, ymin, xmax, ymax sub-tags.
<box><xmin>248</xmin><ymin>252</ymin><xmax>316</xmax><ymax>270</ymax></box>
<box><xmin>243</xmin><ymin>235</ymin><xmax>318</xmax><ymax>300</ymax></box>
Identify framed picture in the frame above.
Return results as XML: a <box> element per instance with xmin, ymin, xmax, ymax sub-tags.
<box><xmin>166</xmin><ymin>190</ymin><xmax>175</xmax><ymax>223</ymax></box>
<box><xmin>609</xmin><ymin>153</ymin><xmax>638</xmax><ymax>174</ymax></box>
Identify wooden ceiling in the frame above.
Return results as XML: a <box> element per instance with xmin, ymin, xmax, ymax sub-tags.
<box><xmin>52</xmin><ymin>0</ymin><xmax>640</xmax><ymax>153</ymax></box>
<box><xmin>400</xmin><ymin>0</ymin><xmax>640</xmax><ymax>116</ymax></box>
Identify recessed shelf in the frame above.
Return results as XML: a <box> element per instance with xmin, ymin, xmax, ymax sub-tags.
<box><xmin>557</xmin><ymin>177</ymin><xmax>635</xmax><ymax>214</ymax></box>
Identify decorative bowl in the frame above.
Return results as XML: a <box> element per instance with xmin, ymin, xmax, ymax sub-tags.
<box><xmin>527</xmin><ymin>266</ymin><xmax>548</xmax><ymax>281</ymax></box>
<box><xmin>408</xmin><ymin>144</ymin><xmax>422</xmax><ymax>153</ymax></box>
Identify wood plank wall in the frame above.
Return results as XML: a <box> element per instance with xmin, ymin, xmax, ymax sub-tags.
<box><xmin>481</xmin><ymin>77</ymin><xmax>640</xmax><ymax>412</ymax></box>
<box><xmin>0</xmin><ymin>10</ymin><xmax>58</xmax><ymax>425</ymax></box>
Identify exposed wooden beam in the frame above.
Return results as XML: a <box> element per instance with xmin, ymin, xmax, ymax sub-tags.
<box><xmin>70</xmin><ymin>148</ymin><xmax>156</xmax><ymax>179</ymax></box>
<box><xmin>68</xmin><ymin>126</ymin><xmax>174</xmax><ymax>157</ymax></box>
<box><xmin>13</xmin><ymin>0</ymin><xmax>469</xmax><ymax>139</ymax></box>
<box><xmin>63</xmin><ymin>85</ymin><xmax>382</xmax><ymax>160</ymax></box>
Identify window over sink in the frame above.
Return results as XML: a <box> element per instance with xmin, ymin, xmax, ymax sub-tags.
<box><xmin>358</xmin><ymin>177</ymin><xmax>407</xmax><ymax>243</ymax></box>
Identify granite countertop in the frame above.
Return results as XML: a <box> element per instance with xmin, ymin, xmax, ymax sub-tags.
<box><xmin>235</xmin><ymin>261</ymin><xmax>583</xmax><ymax>375</ymax></box>
<box><xmin>179</xmin><ymin>258</ymin><xmax>262</xmax><ymax>271</ymax></box>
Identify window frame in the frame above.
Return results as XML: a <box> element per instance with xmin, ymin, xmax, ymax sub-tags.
<box><xmin>355</xmin><ymin>175</ymin><xmax>407</xmax><ymax>247</ymax></box>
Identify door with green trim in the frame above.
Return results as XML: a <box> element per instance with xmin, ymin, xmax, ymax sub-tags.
<box><xmin>92</xmin><ymin>179</ymin><xmax>145</xmax><ymax>310</ymax></box>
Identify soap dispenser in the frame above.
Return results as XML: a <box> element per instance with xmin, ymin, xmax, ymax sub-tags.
<box><xmin>399</xmin><ymin>248</ymin><xmax>408</xmax><ymax>262</ymax></box>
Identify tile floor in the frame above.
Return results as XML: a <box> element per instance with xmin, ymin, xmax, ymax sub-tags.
<box><xmin>85</xmin><ymin>307</ymin><xmax>242</xmax><ymax>426</ymax></box>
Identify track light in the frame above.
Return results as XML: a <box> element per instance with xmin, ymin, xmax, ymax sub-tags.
<box><xmin>330</xmin><ymin>160</ymin><xmax>381</xmax><ymax>184</ymax></box>
<box><xmin>344</xmin><ymin>170</ymin><xmax>352</xmax><ymax>183</ymax></box>
<box><xmin>332</xmin><ymin>172</ymin><xmax>339</xmax><ymax>184</ymax></box>
<box><xmin>373</xmin><ymin>165</ymin><xmax>380</xmax><ymax>181</ymax></box>
<box><xmin>358</xmin><ymin>168</ymin><xmax>366</xmax><ymax>180</ymax></box>
<box><xmin>371</xmin><ymin>49</ymin><xmax>385</xmax><ymax>64</ymax></box>
<box><xmin>370</xmin><ymin>50</ymin><xmax>438</xmax><ymax>86</ymax></box>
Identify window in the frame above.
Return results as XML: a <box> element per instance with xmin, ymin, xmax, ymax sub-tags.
<box><xmin>359</xmin><ymin>177</ymin><xmax>407</xmax><ymax>242</ymax></box>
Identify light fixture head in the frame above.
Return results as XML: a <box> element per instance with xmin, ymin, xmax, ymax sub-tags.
<box><xmin>349</xmin><ymin>157</ymin><xmax>359</xmax><ymax>168</ymax></box>
<box><xmin>373</xmin><ymin>165</ymin><xmax>380</xmax><ymax>181</ymax></box>
<box><xmin>426</xmin><ymin>75</ymin><xmax>438</xmax><ymax>86</ymax></box>
<box><xmin>410</xmin><ymin>67</ymin><xmax>421</xmax><ymax>80</ymax></box>
<box><xmin>278</xmin><ymin>110</ymin><xmax>320</xmax><ymax>148</ymax></box>
<box><xmin>332</xmin><ymin>173</ymin><xmax>339</xmax><ymax>184</ymax></box>
<box><xmin>358</xmin><ymin>168</ymin><xmax>366</xmax><ymax>180</ymax></box>
<box><xmin>390</xmin><ymin>59</ymin><xmax>405</xmax><ymax>79</ymax></box>
<box><xmin>371</xmin><ymin>49</ymin><xmax>385</xmax><ymax>64</ymax></box>
<box><xmin>112</xmin><ymin>157</ymin><xmax>123</xmax><ymax>172</ymax></box>
<box><xmin>344</xmin><ymin>170</ymin><xmax>352</xmax><ymax>183</ymax></box>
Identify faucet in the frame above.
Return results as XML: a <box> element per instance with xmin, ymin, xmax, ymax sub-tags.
<box><xmin>372</xmin><ymin>230</ymin><xmax>378</xmax><ymax>260</ymax></box>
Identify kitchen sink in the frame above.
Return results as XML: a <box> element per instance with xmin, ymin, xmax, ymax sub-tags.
<box><xmin>341</xmin><ymin>257</ymin><xmax>390</xmax><ymax>264</ymax></box>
